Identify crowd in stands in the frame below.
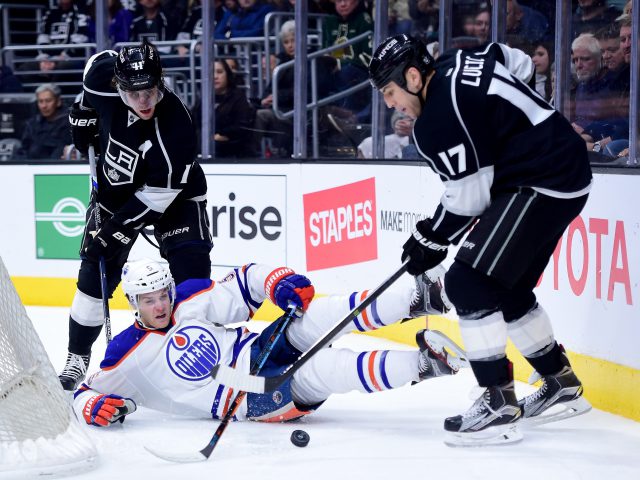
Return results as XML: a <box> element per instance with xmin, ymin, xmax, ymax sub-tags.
<box><xmin>0</xmin><ymin>0</ymin><xmax>635</xmax><ymax>164</ymax></box>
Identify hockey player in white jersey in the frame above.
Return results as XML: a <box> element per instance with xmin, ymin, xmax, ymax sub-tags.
<box><xmin>73</xmin><ymin>259</ymin><xmax>463</xmax><ymax>427</ymax></box>
<box><xmin>368</xmin><ymin>35</ymin><xmax>592</xmax><ymax>445</ymax></box>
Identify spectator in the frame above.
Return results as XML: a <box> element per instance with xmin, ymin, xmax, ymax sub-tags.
<box><xmin>505</xmin><ymin>0</ymin><xmax>549</xmax><ymax>44</ymax></box>
<box><xmin>254</xmin><ymin>20</ymin><xmax>337</xmax><ymax>157</ymax></box>
<box><xmin>596</xmin><ymin>25</ymin><xmax>626</xmax><ymax>75</ymax></box>
<box><xmin>130</xmin><ymin>0</ymin><xmax>177</xmax><ymax>53</ymax></box>
<box><xmin>214</xmin><ymin>0</ymin><xmax>274</xmax><ymax>39</ymax></box>
<box><xmin>530</xmin><ymin>41</ymin><xmax>553</xmax><ymax>101</ymax></box>
<box><xmin>160</xmin><ymin>0</ymin><xmax>190</xmax><ymax>30</ymax></box>
<box><xmin>109</xmin><ymin>0</ymin><xmax>134</xmax><ymax>45</ymax></box>
<box><xmin>17</xmin><ymin>83</ymin><xmax>72</xmax><ymax>160</ymax></box>
<box><xmin>357</xmin><ymin>110</ymin><xmax>414</xmax><ymax>158</ymax></box>
<box><xmin>37</xmin><ymin>0</ymin><xmax>91</xmax><ymax>57</ymax></box>
<box><xmin>409</xmin><ymin>0</ymin><xmax>439</xmax><ymax>38</ymax></box>
<box><xmin>323</xmin><ymin>0</ymin><xmax>374</xmax><ymax>123</ymax></box>
<box><xmin>194</xmin><ymin>60</ymin><xmax>254</xmax><ymax>157</ymax></box>
<box><xmin>473</xmin><ymin>7</ymin><xmax>491</xmax><ymax>45</ymax></box>
<box><xmin>570</xmin><ymin>33</ymin><xmax>628</xmax><ymax>157</ymax></box>
<box><xmin>176</xmin><ymin>0</ymin><xmax>205</xmax><ymax>57</ymax></box>
<box><xmin>572</xmin><ymin>0</ymin><xmax>621</xmax><ymax>38</ymax></box>
<box><xmin>389</xmin><ymin>0</ymin><xmax>413</xmax><ymax>37</ymax></box>
<box><xmin>599</xmin><ymin>15</ymin><xmax>632</xmax><ymax>160</ymax></box>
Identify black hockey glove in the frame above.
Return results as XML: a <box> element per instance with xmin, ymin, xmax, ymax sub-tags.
<box><xmin>401</xmin><ymin>219</ymin><xmax>449</xmax><ymax>276</ymax></box>
<box><xmin>69</xmin><ymin>102</ymin><xmax>99</xmax><ymax>156</ymax></box>
<box><xmin>83</xmin><ymin>219</ymin><xmax>135</xmax><ymax>262</ymax></box>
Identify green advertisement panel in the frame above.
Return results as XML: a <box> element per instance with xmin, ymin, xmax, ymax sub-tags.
<box><xmin>34</xmin><ymin>174</ymin><xmax>89</xmax><ymax>259</ymax></box>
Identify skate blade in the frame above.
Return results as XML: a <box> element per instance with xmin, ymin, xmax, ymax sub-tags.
<box><xmin>523</xmin><ymin>396</ymin><xmax>592</xmax><ymax>427</ymax></box>
<box><xmin>444</xmin><ymin>423</ymin><xmax>523</xmax><ymax>447</ymax></box>
<box><xmin>423</xmin><ymin>330</ymin><xmax>470</xmax><ymax>370</ymax></box>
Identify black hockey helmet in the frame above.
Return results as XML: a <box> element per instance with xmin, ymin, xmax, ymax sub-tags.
<box><xmin>369</xmin><ymin>34</ymin><xmax>434</xmax><ymax>91</ymax></box>
<box><xmin>114</xmin><ymin>41</ymin><xmax>163</xmax><ymax>91</ymax></box>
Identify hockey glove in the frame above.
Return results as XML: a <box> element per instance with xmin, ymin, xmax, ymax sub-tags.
<box><xmin>401</xmin><ymin>219</ymin><xmax>449</xmax><ymax>276</ymax></box>
<box><xmin>266</xmin><ymin>267</ymin><xmax>315</xmax><ymax>312</ymax></box>
<box><xmin>82</xmin><ymin>393</ymin><xmax>137</xmax><ymax>427</ymax></box>
<box><xmin>83</xmin><ymin>219</ymin><xmax>135</xmax><ymax>262</ymax></box>
<box><xmin>69</xmin><ymin>102</ymin><xmax>100</xmax><ymax>156</ymax></box>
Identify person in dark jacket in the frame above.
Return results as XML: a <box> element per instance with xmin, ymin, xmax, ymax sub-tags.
<box><xmin>18</xmin><ymin>83</ymin><xmax>72</xmax><ymax>160</ymax></box>
<box><xmin>253</xmin><ymin>20</ymin><xmax>337</xmax><ymax>156</ymax></box>
<box><xmin>214</xmin><ymin>0</ymin><xmax>274</xmax><ymax>39</ymax></box>
<box><xmin>194</xmin><ymin>59</ymin><xmax>254</xmax><ymax>157</ymax></box>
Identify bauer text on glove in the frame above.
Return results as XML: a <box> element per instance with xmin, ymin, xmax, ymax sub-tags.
<box><xmin>401</xmin><ymin>219</ymin><xmax>449</xmax><ymax>276</ymax></box>
<box><xmin>265</xmin><ymin>267</ymin><xmax>315</xmax><ymax>312</ymax></box>
<box><xmin>69</xmin><ymin>102</ymin><xmax>100</xmax><ymax>156</ymax></box>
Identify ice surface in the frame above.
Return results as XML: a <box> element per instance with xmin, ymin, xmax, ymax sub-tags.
<box><xmin>10</xmin><ymin>306</ymin><xmax>640</xmax><ymax>480</ymax></box>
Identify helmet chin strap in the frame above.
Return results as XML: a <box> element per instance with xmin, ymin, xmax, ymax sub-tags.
<box><xmin>404</xmin><ymin>72</ymin><xmax>429</xmax><ymax>108</ymax></box>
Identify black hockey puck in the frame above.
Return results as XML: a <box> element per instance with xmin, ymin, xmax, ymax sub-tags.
<box><xmin>290</xmin><ymin>429</ymin><xmax>310</xmax><ymax>447</ymax></box>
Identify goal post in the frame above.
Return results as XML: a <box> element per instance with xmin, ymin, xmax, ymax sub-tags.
<box><xmin>0</xmin><ymin>257</ymin><xmax>97</xmax><ymax>475</ymax></box>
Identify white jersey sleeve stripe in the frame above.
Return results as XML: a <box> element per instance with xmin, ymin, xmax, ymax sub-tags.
<box><xmin>488</xmin><ymin>64</ymin><xmax>554</xmax><ymax>126</ymax></box>
<box><xmin>154</xmin><ymin>118</ymin><xmax>173</xmax><ymax>189</ymax></box>
<box><xmin>451</xmin><ymin>50</ymin><xmax>481</xmax><ymax>170</ymax></box>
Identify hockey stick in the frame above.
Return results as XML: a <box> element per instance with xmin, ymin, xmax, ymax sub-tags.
<box><xmin>88</xmin><ymin>145</ymin><xmax>112</xmax><ymax>344</ymax></box>
<box><xmin>211</xmin><ymin>260</ymin><xmax>409</xmax><ymax>394</ymax></box>
<box><xmin>145</xmin><ymin>303</ymin><xmax>302</xmax><ymax>463</ymax></box>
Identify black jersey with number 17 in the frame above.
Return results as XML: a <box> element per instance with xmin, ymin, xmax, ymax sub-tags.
<box><xmin>79</xmin><ymin>50</ymin><xmax>207</xmax><ymax>230</ymax></box>
<box><xmin>413</xmin><ymin>43</ymin><xmax>592</xmax><ymax>245</ymax></box>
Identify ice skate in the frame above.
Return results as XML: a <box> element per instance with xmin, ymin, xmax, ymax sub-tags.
<box><xmin>444</xmin><ymin>381</ymin><xmax>523</xmax><ymax>447</ymax></box>
<box><xmin>59</xmin><ymin>352</ymin><xmax>90</xmax><ymax>391</ymax></box>
<box><xmin>518</xmin><ymin>365</ymin><xmax>592</xmax><ymax>426</ymax></box>
<box><xmin>416</xmin><ymin>330</ymin><xmax>466</xmax><ymax>379</ymax></box>
<box><xmin>408</xmin><ymin>265</ymin><xmax>452</xmax><ymax>317</ymax></box>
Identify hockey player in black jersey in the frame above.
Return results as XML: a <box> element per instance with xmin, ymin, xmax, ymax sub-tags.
<box><xmin>59</xmin><ymin>41</ymin><xmax>212</xmax><ymax>391</ymax></box>
<box><xmin>369</xmin><ymin>35</ymin><xmax>593</xmax><ymax>446</ymax></box>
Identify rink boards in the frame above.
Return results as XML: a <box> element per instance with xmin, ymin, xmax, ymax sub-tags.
<box><xmin>0</xmin><ymin>162</ymin><xmax>638</xmax><ymax>421</ymax></box>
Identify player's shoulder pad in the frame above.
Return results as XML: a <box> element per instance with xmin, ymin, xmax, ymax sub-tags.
<box><xmin>83</xmin><ymin>50</ymin><xmax>117</xmax><ymax>80</ymax></box>
<box><xmin>99</xmin><ymin>324</ymin><xmax>147</xmax><ymax>369</ymax></box>
<box><xmin>175</xmin><ymin>278</ymin><xmax>214</xmax><ymax>307</ymax></box>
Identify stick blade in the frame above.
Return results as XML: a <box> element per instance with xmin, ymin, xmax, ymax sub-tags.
<box><xmin>210</xmin><ymin>364</ymin><xmax>267</xmax><ymax>394</ymax></box>
<box><xmin>144</xmin><ymin>445</ymin><xmax>208</xmax><ymax>463</ymax></box>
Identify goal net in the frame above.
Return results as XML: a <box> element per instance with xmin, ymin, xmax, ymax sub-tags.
<box><xmin>0</xmin><ymin>257</ymin><xmax>97</xmax><ymax>476</ymax></box>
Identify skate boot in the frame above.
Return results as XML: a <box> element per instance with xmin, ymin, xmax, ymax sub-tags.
<box><xmin>59</xmin><ymin>352</ymin><xmax>91</xmax><ymax>391</ymax></box>
<box><xmin>518</xmin><ymin>362</ymin><xmax>591</xmax><ymax>426</ymax></box>
<box><xmin>416</xmin><ymin>330</ymin><xmax>469</xmax><ymax>380</ymax></box>
<box><xmin>444</xmin><ymin>381</ymin><xmax>523</xmax><ymax>446</ymax></box>
<box><xmin>409</xmin><ymin>265</ymin><xmax>452</xmax><ymax>317</ymax></box>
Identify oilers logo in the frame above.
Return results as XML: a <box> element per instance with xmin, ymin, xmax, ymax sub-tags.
<box><xmin>166</xmin><ymin>326</ymin><xmax>220</xmax><ymax>381</ymax></box>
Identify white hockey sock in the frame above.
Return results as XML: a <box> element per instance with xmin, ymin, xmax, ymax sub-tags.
<box><xmin>458</xmin><ymin>310</ymin><xmax>508</xmax><ymax>361</ymax></box>
<box><xmin>70</xmin><ymin>289</ymin><xmax>105</xmax><ymax>327</ymax></box>
<box><xmin>507</xmin><ymin>304</ymin><xmax>555</xmax><ymax>357</ymax></box>
<box><xmin>286</xmin><ymin>287</ymin><xmax>413</xmax><ymax>352</ymax></box>
<box><xmin>291</xmin><ymin>348</ymin><xmax>419</xmax><ymax>406</ymax></box>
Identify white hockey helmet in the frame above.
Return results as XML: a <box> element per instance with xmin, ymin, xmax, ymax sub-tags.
<box><xmin>121</xmin><ymin>258</ymin><xmax>175</xmax><ymax>310</ymax></box>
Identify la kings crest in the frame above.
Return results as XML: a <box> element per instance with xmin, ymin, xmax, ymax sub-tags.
<box><xmin>103</xmin><ymin>134</ymin><xmax>140</xmax><ymax>185</ymax></box>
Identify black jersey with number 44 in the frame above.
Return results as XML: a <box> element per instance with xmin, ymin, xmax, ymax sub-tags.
<box><xmin>79</xmin><ymin>50</ymin><xmax>206</xmax><ymax>229</ymax></box>
<box><xmin>413</xmin><ymin>43</ymin><xmax>592</xmax><ymax>244</ymax></box>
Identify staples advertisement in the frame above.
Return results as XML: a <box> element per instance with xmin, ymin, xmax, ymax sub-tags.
<box><xmin>303</xmin><ymin>177</ymin><xmax>377</xmax><ymax>271</ymax></box>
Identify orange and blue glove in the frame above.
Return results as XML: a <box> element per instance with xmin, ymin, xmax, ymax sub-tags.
<box><xmin>82</xmin><ymin>393</ymin><xmax>137</xmax><ymax>427</ymax></box>
<box><xmin>266</xmin><ymin>267</ymin><xmax>315</xmax><ymax>312</ymax></box>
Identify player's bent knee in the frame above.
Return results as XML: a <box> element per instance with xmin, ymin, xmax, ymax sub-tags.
<box><xmin>444</xmin><ymin>262</ymin><xmax>500</xmax><ymax>315</ymax></box>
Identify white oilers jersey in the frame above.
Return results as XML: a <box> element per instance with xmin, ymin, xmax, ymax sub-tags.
<box><xmin>413</xmin><ymin>43</ymin><xmax>592</xmax><ymax>244</ymax></box>
<box><xmin>73</xmin><ymin>264</ymin><xmax>282</xmax><ymax>420</ymax></box>
<box><xmin>79</xmin><ymin>50</ymin><xmax>206</xmax><ymax>229</ymax></box>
